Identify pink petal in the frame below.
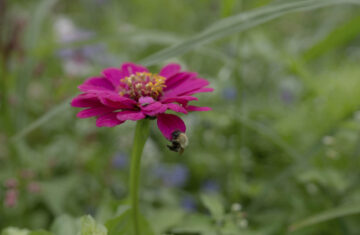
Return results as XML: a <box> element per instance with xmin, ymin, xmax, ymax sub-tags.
<box><xmin>78</xmin><ymin>77</ymin><xmax>115</xmax><ymax>92</ymax></box>
<box><xmin>166</xmin><ymin>103</ymin><xmax>188</xmax><ymax>114</ymax></box>
<box><xmin>179</xmin><ymin>87</ymin><xmax>214</xmax><ymax>96</ymax></box>
<box><xmin>120</xmin><ymin>62</ymin><xmax>148</xmax><ymax>77</ymax></box>
<box><xmin>98</xmin><ymin>93</ymin><xmax>137</xmax><ymax>109</ymax></box>
<box><xmin>96</xmin><ymin>112</ymin><xmax>124</xmax><ymax>127</ymax></box>
<box><xmin>81</xmin><ymin>89</ymin><xmax>136</xmax><ymax>109</ymax></box>
<box><xmin>139</xmin><ymin>96</ymin><xmax>155</xmax><ymax>106</ymax></box>
<box><xmin>164</xmin><ymin>77</ymin><xmax>210</xmax><ymax>97</ymax></box>
<box><xmin>71</xmin><ymin>94</ymin><xmax>100</xmax><ymax>107</ymax></box>
<box><xmin>164</xmin><ymin>72</ymin><xmax>197</xmax><ymax>90</ymax></box>
<box><xmin>160</xmin><ymin>96</ymin><xmax>198</xmax><ymax>104</ymax></box>
<box><xmin>82</xmin><ymin>77</ymin><xmax>114</xmax><ymax>89</ymax></box>
<box><xmin>185</xmin><ymin>105</ymin><xmax>212</xmax><ymax>112</ymax></box>
<box><xmin>116</xmin><ymin>110</ymin><xmax>145</xmax><ymax>121</ymax></box>
<box><xmin>159</xmin><ymin>63</ymin><xmax>181</xmax><ymax>78</ymax></box>
<box><xmin>102</xmin><ymin>68</ymin><xmax>123</xmax><ymax>88</ymax></box>
<box><xmin>77</xmin><ymin>107</ymin><xmax>116</xmax><ymax>118</ymax></box>
<box><xmin>141</xmin><ymin>102</ymin><xmax>167</xmax><ymax>116</ymax></box>
<box><xmin>157</xmin><ymin>113</ymin><xmax>186</xmax><ymax>140</ymax></box>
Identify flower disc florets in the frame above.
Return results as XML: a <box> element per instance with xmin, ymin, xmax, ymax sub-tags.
<box><xmin>120</xmin><ymin>72</ymin><xmax>166</xmax><ymax>100</ymax></box>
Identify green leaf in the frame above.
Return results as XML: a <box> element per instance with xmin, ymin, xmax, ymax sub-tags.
<box><xmin>105</xmin><ymin>208</ymin><xmax>154</xmax><ymax>235</ymax></box>
<box><xmin>303</xmin><ymin>14</ymin><xmax>360</xmax><ymax>61</ymax></box>
<box><xmin>289</xmin><ymin>204</ymin><xmax>360</xmax><ymax>232</ymax></box>
<box><xmin>106</xmin><ymin>209</ymin><xmax>132</xmax><ymax>235</ymax></box>
<box><xmin>276</xmin><ymin>65</ymin><xmax>360</xmax><ymax>148</ymax></box>
<box><xmin>237</xmin><ymin>115</ymin><xmax>302</xmax><ymax>161</ymax></box>
<box><xmin>11</xmin><ymin>98</ymin><xmax>71</xmax><ymax>142</ymax></box>
<box><xmin>78</xmin><ymin>215</ymin><xmax>107</xmax><ymax>235</ymax></box>
<box><xmin>200</xmin><ymin>194</ymin><xmax>224</xmax><ymax>221</ymax></box>
<box><xmin>16</xmin><ymin>0</ymin><xmax>59</xmax><ymax>128</ymax></box>
<box><xmin>137</xmin><ymin>215</ymin><xmax>155</xmax><ymax>235</ymax></box>
<box><xmin>24</xmin><ymin>0</ymin><xmax>58</xmax><ymax>51</ymax></box>
<box><xmin>148</xmin><ymin>208</ymin><xmax>185</xmax><ymax>234</ymax></box>
<box><xmin>221</xmin><ymin>0</ymin><xmax>236</xmax><ymax>17</ymax></box>
<box><xmin>170</xmin><ymin>214</ymin><xmax>216</xmax><ymax>235</ymax></box>
<box><xmin>40</xmin><ymin>175</ymin><xmax>80</xmax><ymax>215</ymax></box>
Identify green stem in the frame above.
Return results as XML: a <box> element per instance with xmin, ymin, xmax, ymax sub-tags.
<box><xmin>129</xmin><ymin>119</ymin><xmax>150</xmax><ymax>235</ymax></box>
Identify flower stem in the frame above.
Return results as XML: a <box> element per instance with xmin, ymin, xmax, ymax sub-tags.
<box><xmin>129</xmin><ymin>119</ymin><xmax>150</xmax><ymax>235</ymax></box>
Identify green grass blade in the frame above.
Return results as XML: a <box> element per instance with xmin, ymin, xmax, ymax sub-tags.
<box><xmin>140</xmin><ymin>0</ymin><xmax>360</xmax><ymax>66</ymax></box>
<box><xmin>16</xmin><ymin>0</ymin><xmax>58</xmax><ymax>129</ymax></box>
<box><xmin>11</xmin><ymin>98</ymin><xmax>71</xmax><ymax>142</ymax></box>
<box><xmin>237</xmin><ymin>115</ymin><xmax>302</xmax><ymax>161</ymax></box>
<box><xmin>303</xmin><ymin>14</ymin><xmax>360</xmax><ymax>61</ymax></box>
<box><xmin>289</xmin><ymin>204</ymin><xmax>360</xmax><ymax>232</ymax></box>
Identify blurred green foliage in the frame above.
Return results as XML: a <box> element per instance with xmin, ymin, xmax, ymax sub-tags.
<box><xmin>1</xmin><ymin>0</ymin><xmax>360</xmax><ymax>234</ymax></box>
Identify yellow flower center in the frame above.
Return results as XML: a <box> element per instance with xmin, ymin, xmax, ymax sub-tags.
<box><xmin>119</xmin><ymin>72</ymin><xmax>166</xmax><ymax>100</ymax></box>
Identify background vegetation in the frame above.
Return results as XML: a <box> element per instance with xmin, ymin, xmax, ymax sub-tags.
<box><xmin>1</xmin><ymin>0</ymin><xmax>360</xmax><ymax>234</ymax></box>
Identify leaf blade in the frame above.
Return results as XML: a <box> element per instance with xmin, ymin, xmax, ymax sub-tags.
<box><xmin>289</xmin><ymin>204</ymin><xmax>360</xmax><ymax>232</ymax></box>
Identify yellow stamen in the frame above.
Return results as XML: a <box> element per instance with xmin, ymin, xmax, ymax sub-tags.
<box><xmin>119</xmin><ymin>72</ymin><xmax>166</xmax><ymax>100</ymax></box>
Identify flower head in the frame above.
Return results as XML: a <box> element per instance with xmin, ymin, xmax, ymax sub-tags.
<box><xmin>181</xmin><ymin>195</ymin><xmax>197</xmax><ymax>212</ymax></box>
<box><xmin>71</xmin><ymin>63</ymin><xmax>213</xmax><ymax>139</ymax></box>
<box><xmin>4</xmin><ymin>189</ymin><xmax>18</xmax><ymax>208</ymax></box>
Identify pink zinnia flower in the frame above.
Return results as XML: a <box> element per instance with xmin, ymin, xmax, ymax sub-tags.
<box><xmin>71</xmin><ymin>63</ymin><xmax>213</xmax><ymax>139</ymax></box>
<box><xmin>4</xmin><ymin>189</ymin><xmax>18</xmax><ymax>208</ymax></box>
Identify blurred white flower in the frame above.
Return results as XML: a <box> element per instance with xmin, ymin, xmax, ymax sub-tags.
<box><xmin>239</xmin><ymin>219</ymin><xmax>248</xmax><ymax>228</ymax></box>
<box><xmin>322</xmin><ymin>136</ymin><xmax>335</xmax><ymax>146</ymax></box>
<box><xmin>54</xmin><ymin>17</ymin><xmax>94</xmax><ymax>43</ymax></box>
<box><xmin>54</xmin><ymin>17</ymin><xmax>96</xmax><ymax>76</ymax></box>
<box><xmin>63</xmin><ymin>59</ymin><xmax>91</xmax><ymax>77</ymax></box>
<box><xmin>231</xmin><ymin>203</ymin><xmax>242</xmax><ymax>212</ymax></box>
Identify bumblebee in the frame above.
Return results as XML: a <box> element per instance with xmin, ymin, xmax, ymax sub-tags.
<box><xmin>167</xmin><ymin>130</ymin><xmax>188</xmax><ymax>154</ymax></box>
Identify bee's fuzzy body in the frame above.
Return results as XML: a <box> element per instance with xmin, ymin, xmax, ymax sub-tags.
<box><xmin>167</xmin><ymin>130</ymin><xmax>188</xmax><ymax>154</ymax></box>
